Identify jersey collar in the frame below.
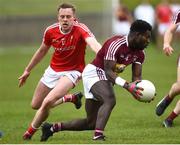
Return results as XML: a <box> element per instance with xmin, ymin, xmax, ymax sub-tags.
<box><xmin>59</xmin><ymin>24</ymin><xmax>73</xmax><ymax>35</ymax></box>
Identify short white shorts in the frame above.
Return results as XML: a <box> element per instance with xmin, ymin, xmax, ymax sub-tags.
<box><xmin>41</xmin><ymin>66</ymin><xmax>81</xmax><ymax>88</ymax></box>
<box><xmin>82</xmin><ymin>64</ymin><xmax>107</xmax><ymax>100</ymax></box>
<box><xmin>158</xmin><ymin>23</ymin><xmax>170</xmax><ymax>35</ymax></box>
<box><xmin>112</xmin><ymin>21</ymin><xmax>130</xmax><ymax>35</ymax></box>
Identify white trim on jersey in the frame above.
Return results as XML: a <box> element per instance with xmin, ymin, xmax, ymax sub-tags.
<box><xmin>43</xmin><ymin>23</ymin><xmax>59</xmax><ymax>43</ymax></box>
<box><xmin>173</xmin><ymin>10</ymin><xmax>180</xmax><ymax>24</ymax></box>
<box><xmin>105</xmin><ymin>37</ymin><xmax>126</xmax><ymax>61</ymax></box>
<box><xmin>134</xmin><ymin>62</ymin><xmax>142</xmax><ymax>65</ymax></box>
<box><xmin>73</xmin><ymin>22</ymin><xmax>94</xmax><ymax>37</ymax></box>
<box><xmin>59</xmin><ymin>24</ymin><xmax>73</xmax><ymax>35</ymax></box>
<box><xmin>44</xmin><ymin>23</ymin><xmax>59</xmax><ymax>34</ymax></box>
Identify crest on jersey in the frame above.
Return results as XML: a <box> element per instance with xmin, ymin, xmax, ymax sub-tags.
<box><xmin>61</xmin><ymin>38</ymin><xmax>66</xmax><ymax>46</ymax></box>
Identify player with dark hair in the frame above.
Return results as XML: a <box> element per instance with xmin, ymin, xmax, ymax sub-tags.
<box><xmin>40</xmin><ymin>20</ymin><xmax>152</xmax><ymax>141</ymax></box>
<box><xmin>156</xmin><ymin>10</ymin><xmax>180</xmax><ymax>127</ymax></box>
<box><xmin>19</xmin><ymin>3</ymin><xmax>101</xmax><ymax>140</ymax></box>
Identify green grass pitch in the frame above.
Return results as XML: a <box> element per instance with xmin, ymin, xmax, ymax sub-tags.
<box><xmin>0</xmin><ymin>44</ymin><xmax>180</xmax><ymax>144</ymax></box>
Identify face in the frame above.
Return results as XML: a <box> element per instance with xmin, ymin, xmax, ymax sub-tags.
<box><xmin>129</xmin><ymin>30</ymin><xmax>151</xmax><ymax>50</ymax></box>
<box><xmin>58</xmin><ymin>8</ymin><xmax>75</xmax><ymax>33</ymax></box>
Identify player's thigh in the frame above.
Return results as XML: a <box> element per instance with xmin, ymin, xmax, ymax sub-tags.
<box><xmin>85</xmin><ymin>99</ymin><xmax>102</xmax><ymax>123</ymax></box>
<box><xmin>31</xmin><ymin>81</ymin><xmax>52</xmax><ymax>109</ymax></box>
<box><xmin>42</xmin><ymin>76</ymin><xmax>74</xmax><ymax>106</ymax></box>
<box><xmin>90</xmin><ymin>80</ymin><xmax>115</xmax><ymax>102</ymax></box>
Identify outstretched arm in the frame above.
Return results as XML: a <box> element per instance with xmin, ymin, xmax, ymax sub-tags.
<box><xmin>163</xmin><ymin>23</ymin><xmax>178</xmax><ymax>56</ymax></box>
<box><xmin>18</xmin><ymin>43</ymin><xmax>50</xmax><ymax>87</ymax></box>
<box><xmin>85</xmin><ymin>37</ymin><xmax>102</xmax><ymax>54</ymax></box>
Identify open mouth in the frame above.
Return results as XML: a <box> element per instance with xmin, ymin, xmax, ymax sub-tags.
<box><xmin>63</xmin><ymin>23</ymin><xmax>68</xmax><ymax>27</ymax></box>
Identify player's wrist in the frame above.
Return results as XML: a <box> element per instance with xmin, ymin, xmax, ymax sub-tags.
<box><xmin>163</xmin><ymin>43</ymin><xmax>170</xmax><ymax>48</ymax></box>
<box><xmin>115</xmin><ymin>77</ymin><xmax>126</xmax><ymax>87</ymax></box>
<box><xmin>25</xmin><ymin>68</ymin><xmax>31</xmax><ymax>73</ymax></box>
<box><xmin>123</xmin><ymin>82</ymin><xmax>129</xmax><ymax>89</ymax></box>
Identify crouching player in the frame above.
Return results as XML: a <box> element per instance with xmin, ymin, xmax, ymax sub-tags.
<box><xmin>40</xmin><ymin>20</ymin><xmax>152</xmax><ymax>141</ymax></box>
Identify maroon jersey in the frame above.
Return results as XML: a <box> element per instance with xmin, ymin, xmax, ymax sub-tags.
<box><xmin>92</xmin><ymin>36</ymin><xmax>145</xmax><ymax>69</ymax></box>
<box><xmin>173</xmin><ymin>10</ymin><xmax>180</xmax><ymax>24</ymax></box>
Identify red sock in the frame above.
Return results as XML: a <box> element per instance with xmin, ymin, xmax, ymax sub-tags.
<box><xmin>26</xmin><ymin>124</ymin><xmax>37</xmax><ymax>136</ymax></box>
<box><xmin>94</xmin><ymin>128</ymin><xmax>103</xmax><ymax>137</ymax></box>
<box><xmin>52</xmin><ymin>123</ymin><xmax>63</xmax><ymax>132</ymax></box>
<box><xmin>62</xmin><ymin>94</ymin><xmax>76</xmax><ymax>103</ymax></box>
<box><xmin>167</xmin><ymin>111</ymin><xmax>178</xmax><ymax>121</ymax></box>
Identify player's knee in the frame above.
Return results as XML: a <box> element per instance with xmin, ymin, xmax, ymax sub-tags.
<box><xmin>31</xmin><ymin>103</ymin><xmax>40</xmax><ymax>110</ymax></box>
<box><xmin>171</xmin><ymin>82</ymin><xmax>180</xmax><ymax>92</ymax></box>
<box><xmin>31</xmin><ymin>97</ymin><xmax>43</xmax><ymax>110</ymax></box>
<box><xmin>41</xmin><ymin>98</ymin><xmax>54</xmax><ymax>110</ymax></box>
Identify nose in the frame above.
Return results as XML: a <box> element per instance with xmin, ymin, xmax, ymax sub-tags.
<box><xmin>63</xmin><ymin>17</ymin><xmax>68</xmax><ymax>21</ymax></box>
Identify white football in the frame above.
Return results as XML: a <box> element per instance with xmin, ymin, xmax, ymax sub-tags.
<box><xmin>136</xmin><ymin>80</ymin><xmax>156</xmax><ymax>102</ymax></box>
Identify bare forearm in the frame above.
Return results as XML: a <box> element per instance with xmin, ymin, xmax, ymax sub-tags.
<box><xmin>92</xmin><ymin>42</ymin><xmax>101</xmax><ymax>54</ymax></box>
<box><xmin>164</xmin><ymin>30</ymin><xmax>173</xmax><ymax>47</ymax></box>
<box><xmin>164</xmin><ymin>24</ymin><xmax>178</xmax><ymax>47</ymax></box>
<box><xmin>25</xmin><ymin>46</ymin><xmax>49</xmax><ymax>72</ymax></box>
<box><xmin>86</xmin><ymin>37</ymin><xmax>102</xmax><ymax>54</ymax></box>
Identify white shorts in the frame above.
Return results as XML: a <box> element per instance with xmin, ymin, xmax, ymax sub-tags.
<box><xmin>112</xmin><ymin>21</ymin><xmax>130</xmax><ymax>35</ymax></box>
<box><xmin>41</xmin><ymin>66</ymin><xmax>81</xmax><ymax>88</ymax></box>
<box><xmin>82</xmin><ymin>64</ymin><xmax>107</xmax><ymax>100</ymax></box>
<box><xmin>158</xmin><ymin>23</ymin><xmax>170</xmax><ymax>35</ymax></box>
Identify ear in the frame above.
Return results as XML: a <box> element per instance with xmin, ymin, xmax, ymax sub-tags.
<box><xmin>73</xmin><ymin>14</ymin><xmax>76</xmax><ymax>20</ymax></box>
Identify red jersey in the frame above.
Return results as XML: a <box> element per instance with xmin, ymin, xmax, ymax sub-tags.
<box><xmin>92</xmin><ymin>36</ymin><xmax>145</xmax><ymax>69</ymax></box>
<box><xmin>156</xmin><ymin>5</ymin><xmax>172</xmax><ymax>23</ymax></box>
<box><xmin>173</xmin><ymin>10</ymin><xmax>180</xmax><ymax>24</ymax></box>
<box><xmin>43</xmin><ymin>21</ymin><xmax>94</xmax><ymax>72</ymax></box>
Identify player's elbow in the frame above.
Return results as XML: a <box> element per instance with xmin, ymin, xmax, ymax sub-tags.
<box><xmin>105</xmin><ymin>70</ymin><xmax>115</xmax><ymax>83</ymax></box>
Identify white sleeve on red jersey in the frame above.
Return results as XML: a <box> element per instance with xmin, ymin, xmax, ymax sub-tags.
<box><xmin>42</xmin><ymin>23</ymin><xmax>58</xmax><ymax>46</ymax></box>
<box><xmin>74</xmin><ymin>22</ymin><xmax>95</xmax><ymax>39</ymax></box>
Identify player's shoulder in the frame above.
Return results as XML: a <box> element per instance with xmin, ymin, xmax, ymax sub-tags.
<box><xmin>102</xmin><ymin>35</ymin><xmax>126</xmax><ymax>51</ymax></box>
<box><xmin>44</xmin><ymin>23</ymin><xmax>59</xmax><ymax>32</ymax></box>
<box><xmin>107</xmin><ymin>35</ymin><xmax>126</xmax><ymax>45</ymax></box>
<box><xmin>73</xmin><ymin>21</ymin><xmax>90</xmax><ymax>31</ymax></box>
